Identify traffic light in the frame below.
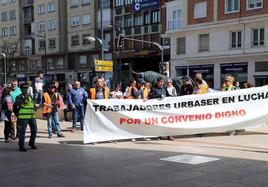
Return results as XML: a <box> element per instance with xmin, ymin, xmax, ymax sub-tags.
<box><xmin>117</xmin><ymin>34</ymin><xmax>125</xmax><ymax>49</ymax></box>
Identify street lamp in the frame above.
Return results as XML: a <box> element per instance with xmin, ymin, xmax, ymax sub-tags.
<box><xmin>85</xmin><ymin>36</ymin><xmax>104</xmax><ymax>60</ymax></box>
<box><xmin>0</xmin><ymin>52</ymin><xmax>7</xmax><ymax>85</ymax></box>
<box><xmin>31</xmin><ymin>34</ymin><xmax>47</xmax><ymax>75</ymax></box>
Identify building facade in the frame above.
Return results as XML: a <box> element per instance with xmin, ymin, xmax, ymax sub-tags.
<box><xmin>113</xmin><ymin>0</ymin><xmax>170</xmax><ymax>87</ymax></box>
<box><xmin>167</xmin><ymin>0</ymin><xmax>268</xmax><ymax>89</ymax></box>
<box><xmin>0</xmin><ymin>0</ymin><xmax>112</xmax><ymax>89</ymax></box>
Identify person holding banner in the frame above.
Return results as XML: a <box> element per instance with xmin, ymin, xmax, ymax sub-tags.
<box><xmin>221</xmin><ymin>76</ymin><xmax>236</xmax><ymax>91</ymax></box>
<box><xmin>149</xmin><ymin>77</ymin><xmax>174</xmax><ymax>141</ymax></box>
<box><xmin>124</xmin><ymin>78</ymin><xmax>139</xmax><ymax>99</ymax></box>
<box><xmin>193</xmin><ymin>78</ymin><xmax>208</xmax><ymax>94</ymax></box>
<box><xmin>89</xmin><ymin>77</ymin><xmax>109</xmax><ymax>100</ymax></box>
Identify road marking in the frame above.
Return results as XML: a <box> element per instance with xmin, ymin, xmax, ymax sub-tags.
<box><xmin>160</xmin><ymin>154</ymin><xmax>220</xmax><ymax>165</ymax></box>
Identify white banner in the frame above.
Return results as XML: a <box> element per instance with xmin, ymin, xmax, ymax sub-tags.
<box><xmin>84</xmin><ymin>86</ymin><xmax>268</xmax><ymax>143</ymax></box>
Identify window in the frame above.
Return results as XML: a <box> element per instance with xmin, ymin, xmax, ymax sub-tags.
<box><xmin>225</xmin><ymin>0</ymin><xmax>239</xmax><ymax>13</ymax></box>
<box><xmin>176</xmin><ymin>38</ymin><xmax>186</xmax><ymax>54</ymax></box>
<box><xmin>82</xmin><ymin>34</ymin><xmax>91</xmax><ymax>44</ymax></box>
<box><xmin>255</xmin><ymin>61</ymin><xmax>268</xmax><ymax>72</ymax></box>
<box><xmin>80</xmin><ymin>55</ymin><xmax>87</xmax><ymax>65</ymax></box>
<box><xmin>125</xmin><ymin>0</ymin><xmax>131</xmax><ymax>5</ymax></box>
<box><xmin>231</xmin><ymin>31</ymin><xmax>242</xmax><ymax>48</ymax></box>
<box><xmin>48</xmin><ymin>20</ymin><xmax>56</xmax><ymax>30</ymax></box>
<box><xmin>57</xmin><ymin>58</ymin><xmax>64</xmax><ymax>68</ymax></box>
<box><xmin>144</xmin><ymin>12</ymin><xmax>150</xmax><ymax>25</ymax></box>
<box><xmin>9</xmin><ymin>0</ymin><xmax>16</xmax><ymax>3</ymax></box>
<box><xmin>71</xmin><ymin>35</ymin><xmax>79</xmax><ymax>46</ymax></box>
<box><xmin>82</xmin><ymin>15</ymin><xmax>90</xmax><ymax>25</ymax></box>
<box><xmin>10</xmin><ymin>26</ymin><xmax>16</xmax><ymax>35</ymax></box>
<box><xmin>199</xmin><ymin>34</ymin><xmax>209</xmax><ymax>52</ymax></box>
<box><xmin>2</xmin><ymin>28</ymin><xmax>8</xmax><ymax>37</ymax></box>
<box><xmin>168</xmin><ymin>9</ymin><xmax>182</xmax><ymax>30</ymax></box>
<box><xmin>115</xmin><ymin>17</ymin><xmax>123</xmax><ymax>29</ymax></box>
<box><xmin>124</xmin><ymin>15</ymin><xmax>132</xmax><ymax>27</ymax></box>
<box><xmin>247</xmin><ymin>0</ymin><xmax>262</xmax><ymax>10</ymax></box>
<box><xmin>252</xmin><ymin>28</ymin><xmax>264</xmax><ymax>46</ymax></box>
<box><xmin>48</xmin><ymin>2</ymin><xmax>56</xmax><ymax>12</ymax></box>
<box><xmin>71</xmin><ymin>16</ymin><xmax>79</xmax><ymax>27</ymax></box>
<box><xmin>194</xmin><ymin>2</ymin><xmax>207</xmax><ymax>18</ymax></box>
<box><xmin>39</xmin><ymin>40</ymin><xmax>46</xmax><ymax>49</ymax></box>
<box><xmin>1</xmin><ymin>0</ymin><xmax>7</xmax><ymax>4</ymax></box>
<box><xmin>151</xmin><ymin>10</ymin><xmax>160</xmax><ymax>23</ymax></box>
<box><xmin>39</xmin><ymin>21</ymin><xmax>46</xmax><ymax>31</ymax></box>
<box><xmin>48</xmin><ymin>38</ymin><xmax>56</xmax><ymax>48</ymax></box>
<box><xmin>134</xmin><ymin>15</ymin><xmax>142</xmax><ymax>26</ymax></box>
<box><xmin>71</xmin><ymin>0</ymin><xmax>79</xmax><ymax>8</ymax></box>
<box><xmin>47</xmin><ymin>58</ymin><xmax>54</xmax><ymax>69</ymax></box>
<box><xmin>38</xmin><ymin>4</ymin><xmax>45</xmax><ymax>14</ymax></box>
<box><xmin>82</xmin><ymin>0</ymin><xmax>90</xmax><ymax>5</ymax></box>
<box><xmin>19</xmin><ymin>63</ymin><xmax>25</xmax><ymax>72</ymax></box>
<box><xmin>1</xmin><ymin>12</ymin><xmax>8</xmax><ymax>21</ymax></box>
<box><xmin>115</xmin><ymin>0</ymin><xmax>123</xmax><ymax>7</ymax></box>
<box><xmin>9</xmin><ymin>10</ymin><xmax>16</xmax><ymax>20</ymax></box>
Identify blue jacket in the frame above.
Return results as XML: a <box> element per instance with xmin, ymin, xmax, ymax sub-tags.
<box><xmin>68</xmin><ymin>88</ymin><xmax>88</xmax><ymax>106</ymax></box>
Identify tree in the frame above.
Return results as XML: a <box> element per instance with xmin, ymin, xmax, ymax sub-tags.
<box><xmin>0</xmin><ymin>37</ymin><xmax>20</xmax><ymax>78</ymax></box>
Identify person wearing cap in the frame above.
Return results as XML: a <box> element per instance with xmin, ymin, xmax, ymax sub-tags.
<box><xmin>42</xmin><ymin>84</ymin><xmax>65</xmax><ymax>138</ymax></box>
<box><xmin>135</xmin><ymin>78</ymin><xmax>146</xmax><ymax>99</ymax></box>
<box><xmin>13</xmin><ymin>83</ymin><xmax>38</xmax><ymax>152</ymax></box>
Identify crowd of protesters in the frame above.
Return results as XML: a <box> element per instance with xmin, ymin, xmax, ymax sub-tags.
<box><xmin>1</xmin><ymin>70</ymin><xmax>255</xmax><ymax>151</ymax></box>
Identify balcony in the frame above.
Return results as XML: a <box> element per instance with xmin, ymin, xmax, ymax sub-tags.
<box><xmin>23</xmin><ymin>0</ymin><xmax>34</xmax><ymax>7</ymax></box>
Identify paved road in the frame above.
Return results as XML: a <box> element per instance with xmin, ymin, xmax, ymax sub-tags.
<box><xmin>0</xmin><ymin>120</ymin><xmax>268</xmax><ymax>187</ymax></box>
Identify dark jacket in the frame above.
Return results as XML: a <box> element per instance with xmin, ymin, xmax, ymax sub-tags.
<box><xmin>148</xmin><ymin>85</ymin><xmax>168</xmax><ymax>99</ymax></box>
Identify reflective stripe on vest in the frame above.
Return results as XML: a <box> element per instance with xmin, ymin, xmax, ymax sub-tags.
<box><xmin>42</xmin><ymin>92</ymin><xmax>53</xmax><ymax>114</ymax></box>
<box><xmin>90</xmin><ymin>88</ymin><xmax>109</xmax><ymax>100</ymax></box>
<box><xmin>17</xmin><ymin>96</ymin><xmax>36</xmax><ymax>119</ymax></box>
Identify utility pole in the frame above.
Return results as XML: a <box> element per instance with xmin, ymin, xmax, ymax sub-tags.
<box><xmin>100</xmin><ymin>0</ymin><xmax>104</xmax><ymax>60</ymax></box>
<box><xmin>0</xmin><ymin>52</ymin><xmax>6</xmax><ymax>85</ymax></box>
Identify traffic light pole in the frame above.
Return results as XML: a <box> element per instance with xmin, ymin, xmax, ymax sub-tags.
<box><xmin>121</xmin><ymin>37</ymin><xmax>164</xmax><ymax>74</ymax></box>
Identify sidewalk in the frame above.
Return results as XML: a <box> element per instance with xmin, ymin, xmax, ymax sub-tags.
<box><xmin>0</xmin><ymin>120</ymin><xmax>268</xmax><ymax>186</ymax></box>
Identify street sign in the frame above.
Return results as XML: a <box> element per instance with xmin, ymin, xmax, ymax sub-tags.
<box><xmin>95</xmin><ymin>60</ymin><xmax>113</xmax><ymax>67</ymax></box>
<box><xmin>95</xmin><ymin>66</ymin><xmax>113</xmax><ymax>72</ymax></box>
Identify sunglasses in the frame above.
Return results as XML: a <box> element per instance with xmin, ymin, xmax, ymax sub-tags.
<box><xmin>224</xmin><ymin>80</ymin><xmax>230</xmax><ymax>82</ymax></box>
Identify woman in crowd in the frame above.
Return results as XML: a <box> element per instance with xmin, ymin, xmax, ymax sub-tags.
<box><xmin>110</xmin><ymin>84</ymin><xmax>124</xmax><ymax>99</ymax></box>
<box><xmin>221</xmin><ymin>75</ymin><xmax>236</xmax><ymax>91</ymax></box>
<box><xmin>124</xmin><ymin>78</ymin><xmax>139</xmax><ymax>99</ymax></box>
<box><xmin>1</xmin><ymin>87</ymin><xmax>17</xmax><ymax>142</ymax></box>
<box><xmin>181</xmin><ymin>78</ymin><xmax>193</xmax><ymax>96</ymax></box>
<box><xmin>166</xmin><ymin>79</ymin><xmax>177</xmax><ymax>97</ymax></box>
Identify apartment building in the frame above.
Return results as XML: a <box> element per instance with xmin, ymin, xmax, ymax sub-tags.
<box><xmin>167</xmin><ymin>0</ymin><xmax>268</xmax><ymax>89</ymax></box>
<box><xmin>0</xmin><ymin>0</ymin><xmax>23</xmax><ymax>82</ymax></box>
<box><xmin>67</xmin><ymin>0</ymin><xmax>112</xmax><ymax>86</ymax></box>
<box><xmin>0</xmin><ymin>0</ymin><xmax>112</xmax><ymax>88</ymax></box>
<box><xmin>113</xmin><ymin>0</ymin><xmax>170</xmax><ymax>86</ymax></box>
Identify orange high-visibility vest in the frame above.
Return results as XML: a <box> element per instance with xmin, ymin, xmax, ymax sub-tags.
<box><xmin>42</xmin><ymin>92</ymin><xmax>53</xmax><ymax>114</ymax></box>
<box><xmin>90</xmin><ymin>87</ymin><xmax>109</xmax><ymax>100</ymax></box>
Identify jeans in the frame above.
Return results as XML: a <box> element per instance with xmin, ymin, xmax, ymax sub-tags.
<box><xmin>72</xmin><ymin>105</ymin><xmax>85</xmax><ymax>129</ymax></box>
<box><xmin>47</xmin><ymin>112</ymin><xmax>61</xmax><ymax>135</ymax></box>
<box><xmin>17</xmin><ymin>118</ymin><xmax>37</xmax><ymax>148</ymax></box>
<box><xmin>34</xmin><ymin>91</ymin><xmax>43</xmax><ymax>106</ymax></box>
